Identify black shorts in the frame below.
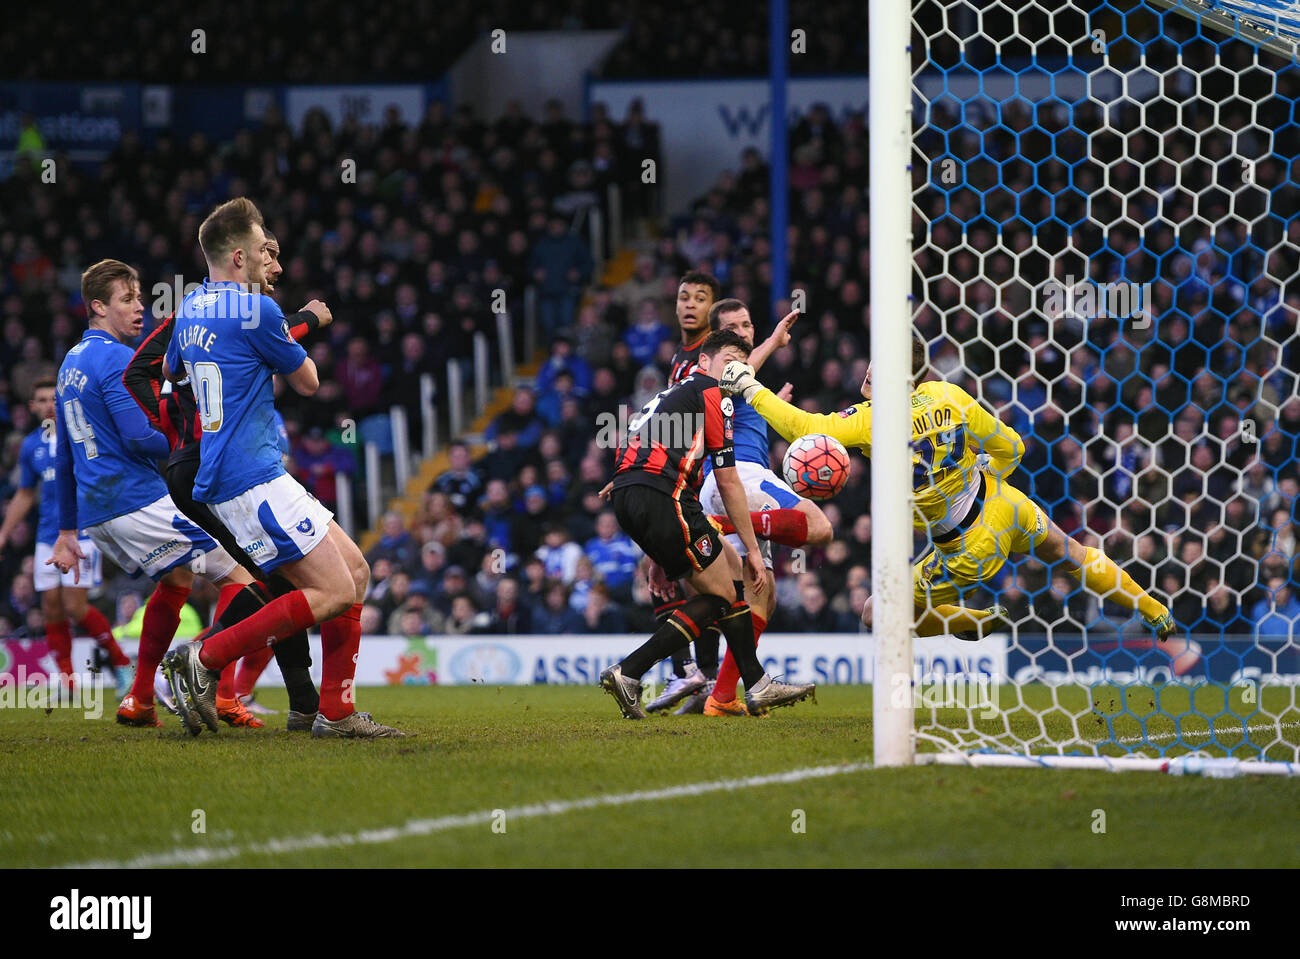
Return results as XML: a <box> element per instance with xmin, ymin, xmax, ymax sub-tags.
<box><xmin>611</xmin><ymin>484</ymin><xmax>723</xmax><ymax>582</ymax></box>
<box><xmin>164</xmin><ymin>455</ymin><xmax>263</xmax><ymax>581</ymax></box>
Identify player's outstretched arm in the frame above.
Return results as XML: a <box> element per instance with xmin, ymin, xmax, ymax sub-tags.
<box><xmin>747</xmin><ymin>309</ymin><xmax>798</xmax><ymax>373</ymax></box>
<box><xmin>290</xmin><ymin>299</ymin><xmax>333</xmax><ymax>342</ymax></box>
<box><xmin>720</xmin><ymin>360</ymin><xmax>871</xmax><ymax>452</ymax></box>
<box><xmin>714</xmin><ymin>464</ymin><xmax>766</xmax><ymax>593</ymax></box>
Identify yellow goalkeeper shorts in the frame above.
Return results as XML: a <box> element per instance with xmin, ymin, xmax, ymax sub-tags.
<box><xmin>912</xmin><ymin>478</ymin><xmax>1049</xmax><ymax>607</ymax></box>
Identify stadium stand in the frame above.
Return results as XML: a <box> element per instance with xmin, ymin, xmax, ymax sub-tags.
<box><xmin>1</xmin><ymin>18</ymin><xmax>1297</xmax><ymax>644</ymax></box>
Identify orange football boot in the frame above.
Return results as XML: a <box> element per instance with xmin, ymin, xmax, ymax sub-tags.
<box><xmin>116</xmin><ymin>694</ymin><xmax>162</xmax><ymax>728</ymax></box>
<box><xmin>217</xmin><ymin>695</ymin><xmax>266</xmax><ymax>728</ymax></box>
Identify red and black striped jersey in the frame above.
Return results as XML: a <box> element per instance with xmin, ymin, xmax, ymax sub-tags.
<box><xmin>123</xmin><ymin>312</ymin><xmax>201</xmax><ymax>465</ymax></box>
<box><xmin>612</xmin><ymin>372</ymin><xmax>735</xmax><ymax>499</ymax></box>
<box><xmin>668</xmin><ymin>331</ymin><xmax>709</xmax><ymax>385</ymax></box>
<box><xmin>123</xmin><ymin>308</ymin><xmax>319</xmax><ymax>467</ymax></box>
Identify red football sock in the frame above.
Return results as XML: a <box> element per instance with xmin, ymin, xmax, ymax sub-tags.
<box><xmin>211</xmin><ymin>583</ymin><xmax>245</xmax><ymax>699</ymax></box>
<box><xmin>218</xmin><ymin>662</ymin><xmax>236</xmax><ymax>700</ymax></box>
<box><xmin>79</xmin><ymin>606</ymin><xmax>130</xmax><ymax>666</ymax></box>
<box><xmin>750</xmin><ymin>509</ymin><xmax>809</xmax><ymax>547</ymax></box>
<box><xmin>235</xmin><ymin>647</ymin><xmax>275</xmax><ymax>698</ymax></box>
<box><xmin>199</xmin><ymin>590</ymin><xmax>314</xmax><ymax>671</ymax></box>
<box><xmin>712</xmin><ymin>510</ymin><xmax>810</xmax><ymax>547</ymax></box>
<box><xmin>320</xmin><ymin>603</ymin><xmax>362</xmax><ymax>721</ymax></box>
<box><xmin>131</xmin><ymin>581</ymin><xmax>191</xmax><ymax>704</ymax></box>
<box><xmin>713</xmin><ymin>612</ymin><xmax>767</xmax><ymax>703</ymax></box>
<box><xmin>45</xmin><ymin>619</ymin><xmax>74</xmax><ymax>677</ymax></box>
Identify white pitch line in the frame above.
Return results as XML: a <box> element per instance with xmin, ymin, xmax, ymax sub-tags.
<box><xmin>61</xmin><ymin>760</ymin><xmax>874</xmax><ymax>869</ymax></box>
<box><xmin>1109</xmin><ymin>720</ymin><xmax>1300</xmax><ymax>745</ymax></box>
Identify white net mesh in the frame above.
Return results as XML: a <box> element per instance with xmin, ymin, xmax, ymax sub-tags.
<box><xmin>908</xmin><ymin>0</ymin><xmax>1300</xmax><ymax>762</ymax></box>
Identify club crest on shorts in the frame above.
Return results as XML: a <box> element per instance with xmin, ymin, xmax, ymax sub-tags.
<box><xmin>296</xmin><ymin>517</ymin><xmax>314</xmax><ymax>536</ymax></box>
<box><xmin>695</xmin><ymin>535</ymin><xmax>712</xmax><ymax>557</ymax></box>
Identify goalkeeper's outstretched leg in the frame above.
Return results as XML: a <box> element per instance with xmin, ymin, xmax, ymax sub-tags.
<box><xmin>859</xmin><ymin>514</ymin><xmax>1176</xmax><ymax>642</ymax></box>
<box><xmin>1033</xmin><ymin>518</ymin><xmax>1175</xmax><ymax>640</ymax></box>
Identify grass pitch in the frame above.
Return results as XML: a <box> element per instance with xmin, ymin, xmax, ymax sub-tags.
<box><xmin>1</xmin><ymin>685</ymin><xmax>1297</xmax><ymax>868</ymax></box>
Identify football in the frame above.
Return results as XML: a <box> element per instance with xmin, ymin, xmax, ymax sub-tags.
<box><xmin>782</xmin><ymin>434</ymin><xmax>851</xmax><ymax>500</ymax></box>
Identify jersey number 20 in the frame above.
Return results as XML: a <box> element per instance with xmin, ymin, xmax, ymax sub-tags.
<box><xmin>185</xmin><ymin>361</ymin><xmax>224</xmax><ymax>432</ymax></box>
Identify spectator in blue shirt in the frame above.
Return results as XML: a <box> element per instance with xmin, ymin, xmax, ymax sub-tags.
<box><xmin>1252</xmin><ymin>577</ymin><xmax>1300</xmax><ymax>639</ymax></box>
<box><xmin>529</xmin><ymin>214</ymin><xmax>593</xmax><ymax>340</ymax></box>
<box><xmin>623</xmin><ymin>297</ymin><xmax>673</xmax><ymax>367</ymax></box>
<box><xmin>537</xmin><ymin>370</ymin><xmax>582</xmax><ymax>427</ymax></box>
<box><xmin>584</xmin><ymin>510</ymin><xmax>641</xmax><ymax>602</ymax></box>
<box><xmin>533</xmin><ymin>579</ymin><xmax>586</xmax><ymax>635</ymax></box>
<box><xmin>367</xmin><ymin>511</ymin><xmax>419</xmax><ymax>573</ymax></box>
<box><xmin>480</xmin><ymin>479</ymin><xmax>520</xmax><ymax>555</ymax></box>
<box><xmin>535</xmin><ymin>335</ymin><xmax>593</xmax><ymax>397</ymax></box>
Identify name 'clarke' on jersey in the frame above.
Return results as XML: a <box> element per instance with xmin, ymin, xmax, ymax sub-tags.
<box><xmin>166</xmin><ymin>280</ymin><xmax>308</xmax><ymax>504</ymax></box>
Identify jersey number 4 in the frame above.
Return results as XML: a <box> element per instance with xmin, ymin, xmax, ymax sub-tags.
<box><xmin>185</xmin><ymin>360</ymin><xmax>224</xmax><ymax>432</ymax></box>
<box><xmin>63</xmin><ymin>398</ymin><xmax>98</xmax><ymax>459</ymax></box>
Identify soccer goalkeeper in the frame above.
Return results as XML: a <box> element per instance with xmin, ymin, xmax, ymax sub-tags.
<box><xmin>718</xmin><ymin>334</ymin><xmax>1176</xmax><ymax>642</ymax></box>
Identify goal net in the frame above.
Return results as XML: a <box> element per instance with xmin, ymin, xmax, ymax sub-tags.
<box><xmin>904</xmin><ymin>0</ymin><xmax>1300</xmax><ymax>769</ymax></box>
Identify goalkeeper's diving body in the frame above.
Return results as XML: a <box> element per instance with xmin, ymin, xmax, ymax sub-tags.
<box><xmin>718</xmin><ymin>335</ymin><xmax>1176</xmax><ymax>642</ymax></box>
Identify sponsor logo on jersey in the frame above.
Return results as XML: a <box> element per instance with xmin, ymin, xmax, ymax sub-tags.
<box><xmin>139</xmin><ymin>538</ymin><xmax>183</xmax><ymax>565</ymax></box>
<box><xmin>839</xmin><ymin>406</ymin><xmax>857</xmax><ymax>418</ymax></box>
<box><xmin>720</xmin><ymin>397</ymin><xmax>734</xmax><ymax>416</ymax></box>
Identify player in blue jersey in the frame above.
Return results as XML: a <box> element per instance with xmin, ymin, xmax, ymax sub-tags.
<box><xmin>692</xmin><ymin>299</ymin><xmax>833</xmax><ymax>715</ymax></box>
<box><xmin>0</xmin><ymin>378</ymin><xmax>131</xmax><ymax>694</ymax></box>
<box><xmin>162</xmin><ymin>197</ymin><xmax>403</xmax><ymax>739</ymax></box>
<box><xmin>47</xmin><ymin>260</ymin><xmax>254</xmax><ymax>729</ymax></box>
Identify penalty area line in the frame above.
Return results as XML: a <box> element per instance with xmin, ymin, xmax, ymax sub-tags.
<box><xmin>61</xmin><ymin>760</ymin><xmax>874</xmax><ymax>869</ymax></box>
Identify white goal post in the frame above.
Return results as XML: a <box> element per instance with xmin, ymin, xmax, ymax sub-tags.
<box><xmin>869</xmin><ymin>0</ymin><xmax>918</xmax><ymax>767</ymax></box>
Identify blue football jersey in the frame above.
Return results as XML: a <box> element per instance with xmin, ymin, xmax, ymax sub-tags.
<box><xmin>703</xmin><ymin>394</ymin><xmax>772</xmax><ymax>475</ymax></box>
<box><xmin>55</xmin><ymin>330</ymin><xmax>169</xmax><ymax>528</ymax></box>
<box><xmin>167</xmin><ymin>280</ymin><xmax>307</xmax><ymax>504</ymax></box>
<box><xmin>18</xmin><ymin>427</ymin><xmax>60</xmax><ymax>543</ymax></box>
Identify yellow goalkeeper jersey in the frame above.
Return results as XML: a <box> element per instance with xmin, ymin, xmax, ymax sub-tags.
<box><xmin>751</xmin><ymin>380</ymin><xmax>1025</xmax><ymax>533</ymax></box>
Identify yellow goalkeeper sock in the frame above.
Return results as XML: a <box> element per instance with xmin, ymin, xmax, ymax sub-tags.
<box><xmin>1073</xmin><ymin>547</ymin><xmax>1167</xmax><ymax>621</ymax></box>
<box><xmin>915</xmin><ymin>605</ymin><xmax>995</xmax><ymax>637</ymax></box>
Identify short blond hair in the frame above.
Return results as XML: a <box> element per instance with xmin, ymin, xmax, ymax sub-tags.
<box><xmin>198</xmin><ymin>197</ymin><xmax>265</xmax><ymax>262</ymax></box>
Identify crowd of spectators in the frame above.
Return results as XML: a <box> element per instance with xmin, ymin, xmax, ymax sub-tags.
<box><xmin>2</xmin><ymin>25</ymin><xmax>1300</xmax><ymax>647</ymax></box>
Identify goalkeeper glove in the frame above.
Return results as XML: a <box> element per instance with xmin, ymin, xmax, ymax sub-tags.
<box><xmin>719</xmin><ymin>360</ymin><xmax>763</xmax><ymax>404</ymax></box>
